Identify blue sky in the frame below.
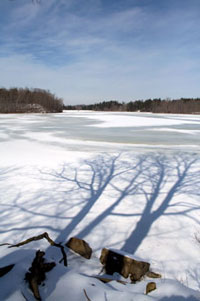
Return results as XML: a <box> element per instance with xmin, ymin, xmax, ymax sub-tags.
<box><xmin>0</xmin><ymin>0</ymin><xmax>200</xmax><ymax>104</ymax></box>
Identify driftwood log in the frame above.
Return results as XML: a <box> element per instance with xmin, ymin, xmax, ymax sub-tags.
<box><xmin>93</xmin><ymin>275</ymin><xmax>127</xmax><ymax>285</ymax></box>
<box><xmin>25</xmin><ymin>250</ymin><xmax>55</xmax><ymax>300</ymax></box>
<box><xmin>3</xmin><ymin>232</ymin><xmax>67</xmax><ymax>266</ymax></box>
<box><xmin>83</xmin><ymin>289</ymin><xmax>92</xmax><ymax>301</ymax></box>
<box><xmin>0</xmin><ymin>232</ymin><xmax>67</xmax><ymax>300</ymax></box>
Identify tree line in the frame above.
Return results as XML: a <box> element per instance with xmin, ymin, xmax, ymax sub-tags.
<box><xmin>0</xmin><ymin>88</ymin><xmax>63</xmax><ymax>113</ymax></box>
<box><xmin>64</xmin><ymin>98</ymin><xmax>200</xmax><ymax>114</ymax></box>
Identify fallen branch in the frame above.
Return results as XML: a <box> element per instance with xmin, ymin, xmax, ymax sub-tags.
<box><xmin>94</xmin><ymin>275</ymin><xmax>127</xmax><ymax>285</ymax></box>
<box><xmin>83</xmin><ymin>289</ymin><xmax>92</xmax><ymax>301</ymax></box>
<box><xmin>25</xmin><ymin>250</ymin><xmax>55</xmax><ymax>301</ymax></box>
<box><xmin>4</xmin><ymin>232</ymin><xmax>67</xmax><ymax>266</ymax></box>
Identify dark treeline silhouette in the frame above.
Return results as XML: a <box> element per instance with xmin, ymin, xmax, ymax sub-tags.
<box><xmin>64</xmin><ymin>98</ymin><xmax>200</xmax><ymax>114</ymax></box>
<box><xmin>0</xmin><ymin>87</ymin><xmax>63</xmax><ymax>113</ymax></box>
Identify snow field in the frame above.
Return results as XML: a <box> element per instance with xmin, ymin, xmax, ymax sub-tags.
<box><xmin>0</xmin><ymin>112</ymin><xmax>200</xmax><ymax>300</ymax></box>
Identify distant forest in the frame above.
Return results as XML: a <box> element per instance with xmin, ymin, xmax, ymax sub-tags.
<box><xmin>0</xmin><ymin>88</ymin><xmax>63</xmax><ymax>113</ymax></box>
<box><xmin>1</xmin><ymin>89</ymin><xmax>200</xmax><ymax>114</ymax></box>
<box><xmin>64</xmin><ymin>98</ymin><xmax>200</xmax><ymax>114</ymax></box>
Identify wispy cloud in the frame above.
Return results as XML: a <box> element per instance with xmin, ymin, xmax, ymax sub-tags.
<box><xmin>0</xmin><ymin>0</ymin><xmax>200</xmax><ymax>103</ymax></box>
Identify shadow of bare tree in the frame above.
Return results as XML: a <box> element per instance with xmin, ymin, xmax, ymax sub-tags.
<box><xmin>24</xmin><ymin>151</ymin><xmax>199</xmax><ymax>267</ymax></box>
<box><xmin>121</xmin><ymin>153</ymin><xmax>200</xmax><ymax>253</ymax></box>
<box><xmin>2</xmin><ymin>152</ymin><xmax>198</xmax><ymax>254</ymax></box>
<box><xmin>0</xmin><ymin>152</ymin><xmax>200</xmax><ymax>299</ymax></box>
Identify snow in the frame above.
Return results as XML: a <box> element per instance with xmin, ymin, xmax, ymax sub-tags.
<box><xmin>149</xmin><ymin>128</ymin><xmax>200</xmax><ymax>135</ymax></box>
<box><xmin>63</xmin><ymin>111</ymin><xmax>200</xmax><ymax>128</ymax></box>
<box><xmin>0</xmin><ymin>111</ymin><xmax>200</xmax><ymax>300</ymax></box>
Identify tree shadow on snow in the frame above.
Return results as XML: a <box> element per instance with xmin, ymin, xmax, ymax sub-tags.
<box><xmin>1</xmin><ymin>152</ymin><xmax>200</xmax><ymax>299</ymax></box>
<box><xmin>120</xmin><ymin>153</ymin><xmax>200</xmax><ymax>252</ymax></box>
<box><xmin>38</xmin><ymin>151</ymin><xmax>200</xmax><ymax>256</ymax></box>
<box><xmin>2</xmin><ymin>152</ymin><xmax>199</xmax><ymax>254</ymax></box>
<box><xmin>46</xmin><ymin>152</ymin><xmax>200</xmax><ymax>254</ymax></box>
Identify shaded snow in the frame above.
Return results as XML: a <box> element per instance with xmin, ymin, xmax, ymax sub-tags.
<box><xmin>0</xmin><ymin>111</ymin><xmax>200</xmax><ymax>300</ymax></box>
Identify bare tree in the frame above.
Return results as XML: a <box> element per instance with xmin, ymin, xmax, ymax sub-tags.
<box><xmin>0</xmin><ymin>88</ymin><xmax>63</xmax><ymax>113</ymax></box>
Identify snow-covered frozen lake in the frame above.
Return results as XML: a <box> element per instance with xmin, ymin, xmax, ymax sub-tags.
<box><xmin>0</xmin><ymin>111</ymin><xmax>200</xmax><ymax>300</ymax></box>
<box><xmin>0</xmin><ymin>111</ymin><xmax>200</xmax><ymax>164</ymax></box>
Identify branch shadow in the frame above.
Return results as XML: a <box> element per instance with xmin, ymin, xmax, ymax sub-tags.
<box><xmin>1</xmin><ymin>152</ymin><xmax>200</xmax><ymax>299</ymax></box>
<box><xmin>121</xmin><ymin>153</ymin><xmax>200</xmax><ymax>253</ymax></box>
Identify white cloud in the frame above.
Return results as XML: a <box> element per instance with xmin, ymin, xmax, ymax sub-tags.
<box><xmin>1</xmin><ymin>49</ymin><xmax>200</xmax><ymax>105</ymax></box>
<box><xmin>10</xmin><ymin>2</ymin><xmax>41</xmax><ymax>26</ymax></box>
<box><xmin>0</xmin><ymin>0</ymin><xmax>200</xmax><ymax>103</ymax></box>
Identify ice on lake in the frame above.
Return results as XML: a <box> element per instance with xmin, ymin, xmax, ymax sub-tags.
<box><xmin>0</xmin><ymin>111</ymin><xmax>200</xmax><ymax>157</ymax></box>
<box><xmin>1</xmin><ymin>111</ymin><xmax>200</xmax><ymax>299</ymax></box>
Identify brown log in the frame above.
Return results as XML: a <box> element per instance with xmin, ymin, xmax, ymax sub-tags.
<box><xmin>83</xmin><ymin>289</ymin><xmax>92</xmax><ymax>301</ymax></box>
<box><xmin>25</xmin><ymin>250</ymin><xmax>56</xmax><ymax>301</ymax></box>
<box><xmin>94</xmin><ymin>275</ymin><xmax>127</xmax><ymax>285</ymax></box>
<box><xmin>6</xmin><ymin>232</ymin><xmax>67</xmax><ymax>266</ymax></box>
